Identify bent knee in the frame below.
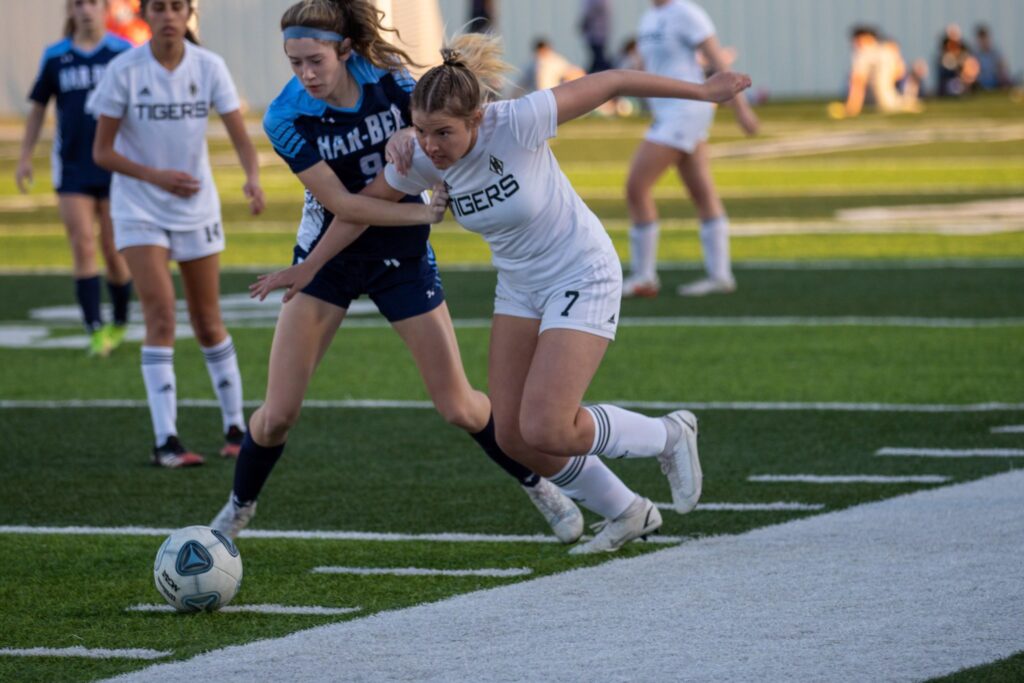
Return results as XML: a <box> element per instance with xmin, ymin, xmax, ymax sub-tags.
<box><xmin>255</xmin><ymin>405</ymin><xmax>300</xmax><ymax>442</ymax></box>
<box><xmin>518</xmin><ymin>413</ymin><xmax>574</xmax><ymax>455</ymax></box>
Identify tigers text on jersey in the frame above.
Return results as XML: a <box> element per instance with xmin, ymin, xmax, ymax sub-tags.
<box><xmin>86</xmin><ymin>41</ymin><xmax>240</xmax><ymax>230</ymax></box>
<box><xmin>263</xmin><ymin>56</ymin><xmax>428</xmax><ymax>260</ymax></box>
<box><xmin>29</xmin><ymin>34</ymin><xmax>132</xmax><ymax>190</ymax></box>
<box><xmin>385</xmin><ymin>89</ymin><xmax>616</xmax><ymax>288</ymax></box>
<box><xmin>637</xmin><ymin>0</ymin><xmax>716</xmax><ymax>117</ymax></box>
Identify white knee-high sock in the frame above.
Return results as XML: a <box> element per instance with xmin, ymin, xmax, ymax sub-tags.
<box><xmin>699</xmin><ymin>215</ymin><xmax>733</xmax><ymax>282</ymax></box>
<box><xmin>141</xmin><ymin>346</ymin><xmax>177</xmax><ymax>446</ymax></box>
<box><xmin>585</xmin><ymin>404</ymin><xmax>668</xmax><ymax>459</ymax></box>
<box><xmin>201</xmin><ymin>335</ymin><xmax>245</xmax><ymax>433</ymax></box>
<box><xmin>549</xmin><ymin>455</ymin><xmax>636</xmax><ymax>519</ymax></box>
<box><xmin>629</xmin><ymin>221</ymin><xmax>659</xmax><ymax>280</ymax></box>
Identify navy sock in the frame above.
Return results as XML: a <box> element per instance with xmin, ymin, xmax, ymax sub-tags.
<box><xmin>232</xmin><ymin>431</ymin><xmax>286</xmax><ymax>505</ymax></box>
<box><xmin>107</xmin><ymin>279</ymin><xmax>133</xmax><ymax>325</ymax></box>
<box><xmin>470</xmin><ymin>415</ymin><xmax>540</xmax><ymax>487</ymax></box>
<box><xmin>75</xmin><ymin>276</ymin><xmax>103</xmax><ymax>333</ymax></box>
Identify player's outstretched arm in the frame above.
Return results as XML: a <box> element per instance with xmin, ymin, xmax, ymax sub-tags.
<box><xmin>16</xmin><ymin>103</ymin><xmax>46</xmax><ymax>194</ymax></box>
<box><xmin>551</xmin><ymin>69</ymin><xmax>751</xmax><ymax>125</ymax></box>
<box><xmin>221</xmin><ymin>110</ymin><xmax>265</xmax><ymax>215</ymax></box>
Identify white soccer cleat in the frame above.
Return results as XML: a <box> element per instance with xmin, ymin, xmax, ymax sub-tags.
<box><xmin>569</xmin><ymin>496</ymin><xmax>662</xmax><ymax>555</ymax></box>
<box><xmin>523</xmin><ymin>478</ymin><xmax>584</xmax><ymax>544</ymax></box>
<box><xmin>210</xmin><ymin>495</ymin><xmax>257</xmax><ymax>540</ymax></box>
<box><xmin>677</xmin><ymin>276</ymin><xmax>736</xmax><ymax>297</ymax></box>
<box><xmin>621</xmin><ymin>274</ymin><xmax>661</xmax><ymax>299</ymax></box>
<box><xmin>657</xmin><ymin>410</ymin><xmax>702</xmax><ymax>513</ymax></box>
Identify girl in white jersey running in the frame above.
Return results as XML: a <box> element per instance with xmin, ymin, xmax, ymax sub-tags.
<box><xmin>623</xmin><ymin>0</ymin><xmax>758</xmax><ymax>298</ymax></box>
<box><xmin>266</xmin><ymin>32</ymin><xmax>751</xmax><ymax>554</ymax></box>
<box><xmin>89</xmin><ymin>0</ymin><xmax>266</xmax><ymax>468</ymax></box>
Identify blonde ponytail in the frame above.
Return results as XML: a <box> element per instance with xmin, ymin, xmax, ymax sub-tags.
<box><xmin>412</xmin><ymin>33</ymin><xmax>514</xmax><ymax>119</ymax></box>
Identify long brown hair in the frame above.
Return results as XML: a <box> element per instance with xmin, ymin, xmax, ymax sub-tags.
<box><xmin>281</xmin><ymin>0</ymin><xmax>419</xmax><ymax>71</ymax></box>
<box><xmin>412</xmin><ymin>33</ymin><xmax>512</xmax><ymax>119</ymax></box>
<box><xmin>140</xmin><ymin>0</ymin><xmax>200</xmax><ymax>44</ymax></box>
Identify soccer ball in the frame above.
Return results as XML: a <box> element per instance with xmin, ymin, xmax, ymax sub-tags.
<box><xmin>153</xmin><ymin>525</ymin><xmax>243</xmax><ymax>612</ymax></box>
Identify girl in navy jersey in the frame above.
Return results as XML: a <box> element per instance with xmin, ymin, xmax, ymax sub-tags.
<box><xmin>211</xmin><ymin>0</ymin><xmax>584</xmax><ymax>544</ymax></box>
<box><xmin>304</xmin><ymin>33</ymin><xmax>750</xmax><ymax>553</ymax></box>
<box><xmin>89</xmin><ymin>0</ymin><xmax>265</xmax><ymax>468</ymax></box>
<box><xmin>17</xmin><ymin>0</ymin><xmax>134</xmax><ymax>357</ymax></box>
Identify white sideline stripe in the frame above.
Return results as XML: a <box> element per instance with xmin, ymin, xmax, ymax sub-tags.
<box><xmin>877</xmin><ymin>447</ymin><xmax>1024</xmax><ymax>458</ymax></box>
<box><xmin>749</xmin><ymin>474</ymin><xmax>952</xmax><ymax>484</ymax></box>
<box><xmin>656</xmin><ymin>501</ymin><xmax>825</xmax><ymax>512</ymax></box>
<box><xmin>310</xmin><ymin>567</ymin><xmax>532</xmax><ymax>578</ymax></box>
<box><xmin>0</xmin><ymin>525</ymin><xmax>686</xmax><ymax>545</ymax></box>
<box><xmin>0</xmin><ymin>647</ymin><xmax>170</xmax><ymax>660</ymax></box>
<box><xmin>126</xmin><ymin>604</ymin><xmax>360</xmax><ymax>616</ymax></box>
<box><xmin>3</xmin><ymin>399</ymin><xmax>1024</xmax><ymax>413</ymax></box>
<box><xmin>106</xmin><ymin>471</ymin><xmax>1024</xmax><ymax>683</ymax></box>
<box><xmin>991</xmin><ymin>425</ymin><xmax>1024</xmax><ymax>434</ymax></box>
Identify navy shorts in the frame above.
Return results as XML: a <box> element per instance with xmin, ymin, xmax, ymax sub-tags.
<box><xmin>56</xmin><ymin>179</ymin><xmax>110</xmax><ymax>200</ymax></box>
<box><xmin>293</xmin><ymin>246</ymin><xmax>445</xmax><ymax>323</ymax></box>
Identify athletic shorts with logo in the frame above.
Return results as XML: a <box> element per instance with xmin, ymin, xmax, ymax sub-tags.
<box><xmin>114</xmin><ymin>220</ymin><xmax>225</xmax><ymax>262</ymax></box>
<box><xmin>293</xmin><ymin>246</ymin><xmax>445</xmax><ymax>323</ymax></box>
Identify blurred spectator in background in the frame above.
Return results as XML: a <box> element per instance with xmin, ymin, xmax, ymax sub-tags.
<box><xmin>580</xmin><ymin>0</ymin><xmax>611</xmax><ymax>73</ymax></box>
<box><xmin>106</xmin><ymin>0</ymin><xmax>150</xmax><ymax>45</ymax></box>
<box><xmin>518</xmin><ymin>38</ymin><xmax>586</xmax><ymax>93</ymax></box>
<box><xmin>617</xmin><ymin>37</ymin><xmax>643</xmax><ymax>71</ymax></box>
<box><xmin>842</xmin><ymin>25</ymin><xmax>924</xmax><ymax>117</ymax></box>
<box><xmin>468</xmin><ymin>0</ymin><xmax>494</xmax><ymax>32</ymax></box>
<box><xmin>974</xmin><ymin>25</ymin><xmax>1011</xmax><ymax>90</ymax></box>
<box><xmin>936</xmin><ymin>24</ymin><xmax>979</xmax><ymax>96</ymax></box>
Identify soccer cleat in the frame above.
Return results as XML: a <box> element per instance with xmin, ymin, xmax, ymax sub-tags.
<box><xmin>104</xmin><ymin>323</ymin><xmax>128</xmax><ymax>353</ymax></box>
<box><xmin>210</xmin><ymin>495</ymin><xmax>257</xmax><ymax>539</ymax></box>
<box><xmin>657</xmin><ymin>410</ymin><xmax>702</xmax><ymax>513</ymax></box>
<box><xmin>676</xmin><ymin>276</ymin><xmax>737</xmax><ymax>297</ymax></box>
<box><xmin>621</xmin><ymin>274</ymin><xmax>661</xmax><ymax>299</ymax></box>
<box><xmin>219</xmin><ymin>425</ymin><xmax>245</xmax><ymax>458</ymax></box>
<box><xmin>88</xmin><ymin>327</ymin><xmax>112</xmax><ymax>357</ymax></box>
<box><xmin>151</xmin><ymin>436</ymin><xmax>205</xmax><ymax>468</ymax></box>
<box><xmin>568</xmin><ymin>496</ymin><xmax>662</xmax><ymax>555</ymax></box>
<box><xmin>523</xmin><ymin>478</ymin><xmax>584</xmax><ymax>544</ymax></box>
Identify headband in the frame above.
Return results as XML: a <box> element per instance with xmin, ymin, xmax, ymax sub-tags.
<box><xmin>283</xmin><ymin>26</ymin><xmax>345</xmax><ymax>42</ymax></box>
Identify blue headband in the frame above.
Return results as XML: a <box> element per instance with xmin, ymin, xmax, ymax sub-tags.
<box><xmin>283</xmin><ymin>26</ymin><xmax>345</xmax><ymax>42</ymax></box>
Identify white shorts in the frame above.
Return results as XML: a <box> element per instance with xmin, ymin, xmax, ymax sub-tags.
<box><xmin>644</xmin><ymin>100</ymin><xmax>716</xmax><ymax>153</ymax></box>
<box><xmin>494</xmin><ymin>256</ymin><xmax>623</xmax><ymax>341</ymax></box>
<box><xmin>115</xmin><ymin>220</ymin><xmax>225</xmax><ymax>262</ymax></box>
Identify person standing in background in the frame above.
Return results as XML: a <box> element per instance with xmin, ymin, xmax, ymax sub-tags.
<box><xmin>468</xmin><ymin>0</ymin><xmax>493</xmax><ymax>33</ymax></box>
<box><xmin>974</xmin><ymin>25</ymin><xmax>1011</xmax><ymax>91</ymax></box>
<box><xmin>580</xmin><ymin>0</ymin><xmax>611</xmax><ymax>73</ymax></box>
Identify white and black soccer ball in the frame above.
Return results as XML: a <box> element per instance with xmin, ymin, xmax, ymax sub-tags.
<box><xmin>153</xmin><ymin>525</ymin><xmax>243</xmax><ymax>612</ymax></box>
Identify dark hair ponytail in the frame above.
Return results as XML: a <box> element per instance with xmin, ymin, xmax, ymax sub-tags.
<box><xmin>64</xmin><ymin>16</ymin><xmax>75</xmax><ymax>38</ymax></box>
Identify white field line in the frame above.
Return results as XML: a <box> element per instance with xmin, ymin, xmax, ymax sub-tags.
<box><xmin>0</xmin><ymin>647</ymin><xmax>170</xmax><ymax>660</ymax></box>
<box><xmin>877</xmin><ymin>447</ymin><xmax>1024</xmax><ymax>458</ymax></box>
<box><xmin>991</xmin><ymin>425</ymin><xmax>1024</xmax><ymax>434</ymax></box>
<box><xmin>749</xmin><ymin>474</ymin><xmax>951</xmax><ymax>484</ymax></box>
<box><xmin>126</xmin><ymin>604</ymin><xmax>360</xmax><ymax>616</ymax></box>
<box><xmin>0</xmin><ymin>525</ymin><xmax>686</xmax><ymax>545</ymax></box>
<box><xmin>4</xmin><ymin>399</ymin><xmax>1024</xmax><ymax>413</ymax></box>
<box><xmin>107</xmin><ymin>470</ymin><xmax>1024</xmax><ymax>683</ymax></box>
<box><xmin>657</xmin><ymin>501</ymin><xmax>825</xmax><ymax>512</ymax></box>
<box><xmin>310</xmin><ymin>567</ymin><xmax>532</xmax><ymax>578</ymax></box>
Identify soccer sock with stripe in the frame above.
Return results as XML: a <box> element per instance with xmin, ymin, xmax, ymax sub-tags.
<box><xmin>75</xmin><ymin>275</ymin><xmax>103</xmax><ymax>333</ymax></box>
<box><xmin>232</xmin><ymin>431</ymin><xmax>286</xmax><ymax>506</ymax></box>
<box><xmin>201</xmin><ymin>335</ymin><xmax>245</xmax><ymax>433</ymax></box>
<box><xmin>141</xmin><ymin>346</ymin><xmax>177</xmax><ymax>447</ymax></box>
<box><xmin>584</xmin><ymin>404</ymin><xmax>668</xmax><ymax>458</ymax></box>
<box><xmin>628</xmin><ymin>221</ymin><xmax>659</xmax><ymax>281</ymax></box>
<box><xmin>469</xmin><ymin>414</ymin><xmax>540</xmax><ymax>487</ymax></box>
<box><xmin>699</xmin><ymin>215</ymin><xmax>734</xmax><ymax>282</ymax></box>
<box><xmin>549</xmin><ymin>455</ymin><xmax>636</xmax><ymax>519</ymax></box>
<box><xmin>106</xmin><ymin>279</ymin><xmax>132</xmax><ymax>326</ymax></box>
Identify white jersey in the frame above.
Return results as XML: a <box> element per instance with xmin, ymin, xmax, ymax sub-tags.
<box><xmin>637</xmin><ymin>0</ymin><xmax>715</xmax><ymax>118</ymax></box>
<box><xmin>86</xmin><ymin>42</ymin><xmax>239</xmax><ymax>230</ymax></box>
<box><xmin>385</xmin><ymin>89</ymin><xmax>616</xmax><ymax>288</ymax></box>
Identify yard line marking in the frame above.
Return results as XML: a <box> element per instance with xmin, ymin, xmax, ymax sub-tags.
<box><xmin>126</xmin><ymin>604</ymin><xmax>360</xmax><ymax>616</ymax></box>
<box><xmin>0</xmin><ymin>525</ymin><xmax>686</xmax><ymax>545</ymax></box>
<box><xmin>0</xmin><ymin>647</ymin><xmax>170</xmax><ymax>660</ymax></box>
<box><xmin>3</xmin><ymin>399</ymin><xmax>1024</xmax><ymax>413</ymax></box>
<box><xmin>991</xmin><ymin>425</ymin><xmax>1024</xmax><ymax>434</ymax></box>
<box><xmin>112</xmin><ymin>470</ymin><xmax>1024</xmax><ymax>683</ymax></box>
<box><xmin>749</xmin><ymin>474</ymin><xmax>951</xmax><ymax>484</ymax></box>
<box><xmin>311</xmin><ymin>567</ymin><xmax>533</xmax><ymax>578</ymax></box>
<box><xmin>877</xmin><ymin>447</ymin><xmax>1024</xmax><ymax>458</ymax></box>
<box><xmin>656</xmin><ymin>502</ymin><xmax>825</xmax><ymax>512</ymax></box>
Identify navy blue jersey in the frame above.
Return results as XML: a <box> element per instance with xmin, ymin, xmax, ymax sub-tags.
<box><xmin>264</xmin><ymin>54</ymin><xmax>428</xmax><ymax>260</ymax></box>
<box><xmin>29</xmin><ymin>34</ymin><xmax>132</xmax><ymax>190</ymax></box>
